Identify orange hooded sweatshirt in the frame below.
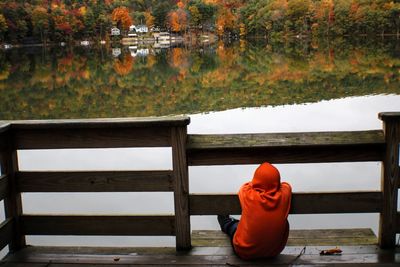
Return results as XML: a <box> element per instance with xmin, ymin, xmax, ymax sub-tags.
<box><xmin>233</xmin><ymin>163</ymin><xmax>292</xmax><ymax>260</ymax></box>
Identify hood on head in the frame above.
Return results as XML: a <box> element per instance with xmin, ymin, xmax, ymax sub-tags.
<box><xmin>252</xmin><ymin>162</ymin><xmax>281</xmax><ymax>192</ymax></box>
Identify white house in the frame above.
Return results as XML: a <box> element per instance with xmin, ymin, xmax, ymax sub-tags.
<box><xmin>129</xmin><ymin>25</ymin><xmax>148</xmax><ymax>33</ymax></box>
<box><xmin>111</xmin><ymin>27</ymin><xmax>120</xmax><ymax>36</ymax></box>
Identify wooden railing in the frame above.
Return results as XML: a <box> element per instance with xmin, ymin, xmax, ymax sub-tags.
<box><xmin>0</xmin><ymin>112</ymin><xmax>399</xmax><ymax>254</ymax></box>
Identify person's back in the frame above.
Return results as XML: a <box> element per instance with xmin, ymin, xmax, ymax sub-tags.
<box><xmin>218</xmin><ymin>162</ymin><xmax>292</xmax><ymax>260</ymax></box>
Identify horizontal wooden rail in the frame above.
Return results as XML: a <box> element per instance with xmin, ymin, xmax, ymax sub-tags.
<box><xmin>16</xmin><ymin>171</ymin><xmax>174</xmax><ymax>192</ymax></box>
<box><xmin>0</xmin><ymin>123</ymin><xmax>10</xmax><ymax>134</ymax></box>
<box><xmin>21</xmin><ymin>215</ymin><xmax>175</xmax><ymax>236</ymax></box>
<box><xmin>189</xmin><ymin>192</ymin><xmax>382</xmax><ymax>215</ymax></box>
<box><xmin>187</xmin><ymin>131</ymin><xmax>385</xmax><ymax>165</ymax></box>
<box><xmin>7</xmin><ymin>116</ymin><xmax>190</xmax><ymax>150</ymax></box>
<box><xmin>0</xmin><ymin>174</ymin><xmax>9</xmax><ymax>200</ymax></box>
<box><xmin>8</xmin><ymin>117</ymin><xmax>190</xmax><ymax>129</ymax></box>
<box><xmin>0</xmin><ymin>218</ymin><xmax>13</xmax><ymax>251</ymax></box>
<box><xmin>14</xmin><ymin>128</ymin><xmax>172</xmax><ymax>149</ymax></box>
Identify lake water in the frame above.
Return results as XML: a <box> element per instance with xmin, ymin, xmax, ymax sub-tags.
<box><xmin>0</xmin><ymin>39</ymin><xmax>399</xmax><ymax>248</ymax></box>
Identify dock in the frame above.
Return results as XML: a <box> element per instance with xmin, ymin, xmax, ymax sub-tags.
<box><xmin>3</xmin><ymin>229</ymin><xmax>399</xmax><ymax>266</ymax></box>
<box><xmin>0</xmin><ymin>112</ymin><xmax>399</xmax><ymax>266</ymax></box>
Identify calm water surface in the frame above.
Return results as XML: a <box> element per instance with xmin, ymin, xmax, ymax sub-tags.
<box><xmin>0</xmin><ymin>39</ymin><xmax>399</xmax><ymax>247</ymax></box>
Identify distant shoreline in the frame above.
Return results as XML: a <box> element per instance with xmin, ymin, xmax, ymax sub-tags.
<box><xmin>2</xmin><ymin>33</ymin><xmax>400</xmax><ymax>49</ymax></box>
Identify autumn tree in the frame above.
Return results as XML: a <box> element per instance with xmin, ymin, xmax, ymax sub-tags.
<box><xmin>112</xmin><ymin>6</ymin><xmax>133</xmax><ymax>31</ymax></box>
<box><xmin>0</xmin><ymin>14</ymin><xmax>8</xmax><ymax>41</ymax></box>
<box><xmin>286</xmin><ymin>0</ymin><xmax>313</xmax><ymax>35</ymax></box>
<box><xmin>313</xmin><ymin>0</ymin><xmax>334</xmax><ymax>36</ymax></box>
<box><xmin>144</xmin><ymin>11</ymin><xmax>155</xmax><ymax>29</ymax></box>
<box><xmin>167</xmin><ymin>8</ymin><xmax>188</xmax><ymax>32</ymax></box>
<box><xmin>153</xmin><ymin>1</ymin><xmax>175</xmax><ymax>29</ymax></box>
<box><xmin>32</xmin><ymin>6</ymin><xmax>50</xmax><ymax>44</ymax></box>
<box><xmin>188</xmin><ymin>0</ymin><xmax>216</xmax><ymax>30</ymax></box>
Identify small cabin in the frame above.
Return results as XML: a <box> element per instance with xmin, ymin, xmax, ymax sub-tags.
<box><xmin>111</xmin><ymin>27</ymin><xmax>120</xmax><ymax>36</ymax></box>
<box><xmin>129</xmin><ymin>24</ymin><xmax>148</xmax><ymax>33</ymax></box>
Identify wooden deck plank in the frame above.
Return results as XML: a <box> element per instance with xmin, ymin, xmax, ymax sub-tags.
<box><xmin>16</xmin><ymin>171</ymin><xmax>174</xmax><ymax>192</ymax></box>
<box><xmin>2</xmin><ymin>249</ymin><xmax>399</xmax><ymax>266</ymax></box>
<box><xmin>0</xmin><ymin>229</ymin><xmax>385</xmax><ymax>266</ymax></box>
<box><xmin>192</xmin><ymin>229</ymin><xmax>377</xmax><ymax>247</ymax></box>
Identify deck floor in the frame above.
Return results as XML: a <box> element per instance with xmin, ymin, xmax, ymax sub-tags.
<box><xmin>1</xmin><ymin>229</ymin><xmax>399</xmax><ymax>266</ymax></box>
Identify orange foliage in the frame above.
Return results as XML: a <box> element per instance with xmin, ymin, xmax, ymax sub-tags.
<box><xmin>167</xmin><ymin>9</ymin><xmax>187</xmax><ymax>32</ymax></box>
<box><xmin>170</xmin><ymin>48</ymin><xmax>189</xmax><ymax>70</ymax></box>
<box><xmin>112</xmin><ymin>7</ymin><xmax>133</xmax><ymax>31</ymax></box>
<box><xmin>58</xmin><ymin>54</ymin><xmax>74</xmax><ymax>73</ymax></box>
<box><xmin>216</xmin><ymin>7</ymin><xmax>237</xmax><ymax>36</ymax></box>
<box><xmin>114</xmin><ymin>54</ymin><xmax>134</xmax><ymax>76</ymax></box>
<box><xmin>144</xmin><ymin>11</ymin><xmax>155</xmax><ymax>28</ymax></box>
<box><xmin>177</xmin><ymin>1</ymin><xmax>185</xmax><ymax>9</ymax></box>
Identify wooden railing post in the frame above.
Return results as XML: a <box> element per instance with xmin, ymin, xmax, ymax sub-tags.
<box><xmin>171</xmin><ymin>125</ymin><xmax>191</xmax><ymax>250</ymax></box>
<box><xmin>378</xmin><ymin>112</ymin><xmax>400</xmax><ymax>248</ymax></box>
<box><xmin>0</xmin><ymin>127</ymin><xmax>25</xmax><ymax>252</ymax></box>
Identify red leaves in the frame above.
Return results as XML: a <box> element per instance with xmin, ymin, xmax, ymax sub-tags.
<box><xmin>320</xmin><ymin>247</ymin><xmax>342</xmax><ymax>255</ymax></box>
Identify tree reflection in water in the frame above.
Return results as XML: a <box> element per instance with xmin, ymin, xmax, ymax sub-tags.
<box><xmin>0</xmin><ymin>39</ymin><xmax>399</xmax><ymax>120</ymax></box>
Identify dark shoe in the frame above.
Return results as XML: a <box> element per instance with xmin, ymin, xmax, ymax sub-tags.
<box><xmin>217</xmin><ymin>215</ymin><xmax>238</xmax><ymax>233</ymax></box>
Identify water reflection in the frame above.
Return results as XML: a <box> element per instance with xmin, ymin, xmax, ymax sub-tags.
<box><xmin>0</xmin><ymin>40</ymin><xmax>399</xmax><ymax>120</ymax></box>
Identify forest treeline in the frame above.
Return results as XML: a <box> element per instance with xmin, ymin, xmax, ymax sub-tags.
<box><xmin>0</xmin><ymin>0</ymin><xmax>400</xmax><ymax>44</ymax></box>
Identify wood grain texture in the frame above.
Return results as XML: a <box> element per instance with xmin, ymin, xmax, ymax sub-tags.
<box><xmin>191</xmin><ymin>229</ymin><xmax>377</xmax><ymax>247</ymax></box>
<box><xmin>2</xmin><ymin>142</ymin><xmax>25</xmax><ymax>251</ymax></box>
<box><xmin>0</xmin><ymin>218</ymin><xmax>13</xmax><ymax>251</ymax></box>
<box><xmin>378</xmin><ymin>118</ymin><xmax>400</xmax><ymax>248</ymax></box>
<box><xmin>189</xmin><ymin>192</ymin><xmax>382</xmax><ymax>215</ymax></box>
<box><xmin>171</xmin><ymin>127</ymin><xmax>191</xmax><ymax>250</ymax></box>
<box><xmin>0</xmin><ymin>131</ymin><xmax>9</xmax><ymax>152</ymax></box>
<box><xmin>188</xmin><ymin>131</ymin><xmax>384</xmax><ymax>149</ymax></box>
<box><xmin>0</xmin><ymin>174</ymin><xmax>9</xmax><ymax>200</ymax></box>
<box><xmin>397</xmin><ymin>213</ymin><xmax>400</xmax><ymax>233</ymax></box>
<box><xmin>3</xmin><ymin>242</ymin><xmax>400</xmax><ymax>266</ymax></box>
<box><xmin>187</xmin><ymin>131</ymin><xmax>384</xmax><ymax>165</ymax></box>
<box><xmin>0</xmin><ymin>122</ymin><xmax>11</xmax><ymax>134</ymax></box>
<box><xmin>379</xmin><ymin>112</ymin><xmax>400</xmax><ymax>121</ymax></box>
<box><xmin>14</xmin><ymin>127</ymin><xmax>172</xmax><ymax>149</ymax></box>
<box><xmin>20</xmin><ymin>215</ymin><xmax>175</xmax><ymax>236</ymax></box>
<box><xmin>8</xmin><ymin>116</ymin><xmax>190</xmax><ymax>129</ymax></box>
<box><xmin>16</xmin><ymin>171</ymin><xmax>174</xmax><ymax>192</ymax></box>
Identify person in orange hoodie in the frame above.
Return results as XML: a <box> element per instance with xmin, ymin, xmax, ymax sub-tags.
<box><xmin>217</xmin><ymin>162</ymin><xmax>292</xmax><ymax>260</ymax></box>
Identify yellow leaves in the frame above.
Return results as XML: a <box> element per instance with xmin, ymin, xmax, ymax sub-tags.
<box><xmin>0</xmin><ymin>69</ymin><xmax>10</xmax><ymax>81</ymax></box>
<box><xmin>79</xmin><ymin>6</ymin><xmax>87</xmax><ymax>16</ymax></box>
<box><xmin>81</xmin><ymin>69</ymin><xmax>90</xmax><ymax>80</ymax></box>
